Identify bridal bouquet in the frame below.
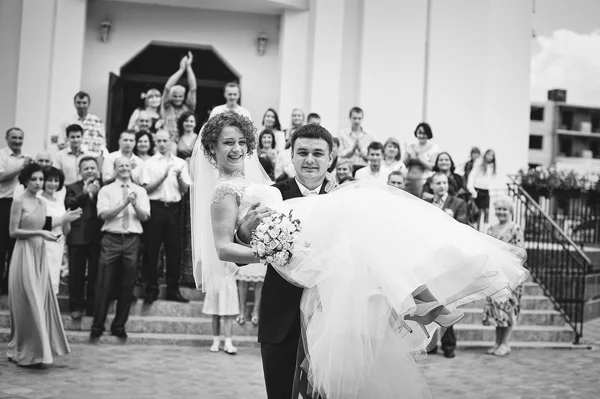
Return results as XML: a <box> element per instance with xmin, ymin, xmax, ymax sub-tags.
<box><xmin>251</xmin><ymin>211</ymin><xmax>302</xmax><ymax>268</ymax></box>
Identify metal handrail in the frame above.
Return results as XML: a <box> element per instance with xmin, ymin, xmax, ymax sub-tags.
<box><xmin>507</xmin><ymin>177</ymin><xmax>589</xmax><ymax>342</ymax></box>
<box><xmin>507</xmin><ymin>175</ymin><xmax>592</xmax><ymax>266</ymax></box>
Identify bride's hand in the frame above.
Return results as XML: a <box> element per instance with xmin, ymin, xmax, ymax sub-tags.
<box><xmin>238</xmin><ymin>202</ymin><xmax>276</xmax><ymax>243</ymax></box>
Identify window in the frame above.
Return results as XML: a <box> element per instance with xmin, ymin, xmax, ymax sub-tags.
<box><xmin>530</xmin><ymin>106</ymin><xmax>544</xmax><ymax>121</ymax></box>
<box><xmin>529</xmin><ymin>135</ymin><xmax>543</xmax><ymax>150</ymax></box>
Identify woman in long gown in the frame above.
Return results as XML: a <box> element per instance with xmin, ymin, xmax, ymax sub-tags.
<box><xmin>190</xmin><ymin>114</ymin><xmax>528</xmax><ymax>398</ymax></box>
<box><xmin>39</xmin><ymin>167</ymin><xmax>70</xmax><ymax>294</ymax></box>
<box><xmin>6</xmin><ymin>164</ymin><xmax>75</xmax><ymax>366</ymax></box>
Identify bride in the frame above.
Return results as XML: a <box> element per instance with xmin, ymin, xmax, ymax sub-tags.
<box><xmin>190</xmin><ymin>113</ymin><xmax>528</xmax><ymax>399</ymax></box>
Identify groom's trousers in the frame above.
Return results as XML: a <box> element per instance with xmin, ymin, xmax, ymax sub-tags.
<box><xmin>261</xmin><ymin>316</ymin><xmax>301</xmax><ymax>398</ymax></box>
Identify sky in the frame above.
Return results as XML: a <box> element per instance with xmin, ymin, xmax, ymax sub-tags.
<box><xmin>531</xmin><ymin>0</ymin><xmax>600</xmax><ymax>106</ymax></box>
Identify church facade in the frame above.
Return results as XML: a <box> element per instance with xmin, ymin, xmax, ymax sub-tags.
<box><xmin>0</xmin><ymin>0</ymin><xmax>532</xmax><ymax>175</ymax></box>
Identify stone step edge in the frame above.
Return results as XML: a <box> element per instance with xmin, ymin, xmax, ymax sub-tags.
<box><xmin>0</xmin><ymin>328</ymin><xmax>260</xmax><ymax>347</ymax></box>
<box><xmin>0</xmin><ymin>308</ymin><xmax>565</xmax><ymax>324</ymax></box>
<box><xmin>456</xmin><ymin>341</ymin><xmax>592</xmax><ymax>350</ymax></box>
<box><xmin>43</xmin><ymin>292</ymin><xmax>555</xmax><ymax>302</ymax></box>
<box><xmin>458</xmin><ymin>308</ymin><xmax>563</xmax><ymax>315</ymax></box>
<box><xmin>454</xmin><ymin>324</ymin><xmax>574</xmax><ymax>332</ymax></box>
<box><xmin>1</xmin><ymin>328</ymin><xmax>585</xmax><ymax>350</ymax></box>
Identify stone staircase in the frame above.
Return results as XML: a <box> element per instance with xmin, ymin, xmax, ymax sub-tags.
<box><xmin>0</xmin><ymin>280</ymin><xmax>577</xmax><ymax>348</ymax></box>
<box><xmin>455</xmin><ymin>281</ymin><xmax>576</xmax><ymax>348</ymax></box>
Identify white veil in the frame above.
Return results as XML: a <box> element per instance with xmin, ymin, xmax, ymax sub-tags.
<box><xmin>189</xmin><ymin>124</ymin><xmax>272</xmax><ymax>293</ymax></box>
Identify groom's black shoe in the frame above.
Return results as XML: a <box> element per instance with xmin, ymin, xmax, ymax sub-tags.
<box><xmin>166</xmin><ymin>290</ymin><xmax>189</xmax><ymax>303</ymax></box>
<box><xmin>111</xmin><ymin>329</ymin><xmax>128</xmax><ymax>341</ymax></box>
<box><xmin>443</xmin><ymin>350</ymin><xmax>455</xmax><ymax>358</ymax></box>
<box><xmin>89</xmin><ymin>330</ymin><xmax>102</xmax><ymax>344</ymax></box>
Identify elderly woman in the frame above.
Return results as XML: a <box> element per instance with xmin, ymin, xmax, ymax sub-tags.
<box><xmin>403</xmin><ymin>123</ymin><xmax>439</xmax><ymax>197</ymax></box>
<box><xmin>482</xmin><ymin>196</ymin><xmax>525</xmax><ymax>357</ymax></box>
<box><xmin>162</xmin><ymin>53</ymin><xmax>197</xmax><ymax>144</ymax></box>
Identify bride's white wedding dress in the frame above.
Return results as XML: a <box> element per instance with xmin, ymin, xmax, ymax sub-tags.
<box><xmin>209</xmin><ymin>177</ymin><xmax>528</xmax><ymax>399</ymax></box>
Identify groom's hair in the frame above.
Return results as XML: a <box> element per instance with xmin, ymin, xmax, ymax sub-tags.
<box><xmin>290</xmin><ymin>124</ymin><xmax>333</xmax><ymax>153</ymax></box>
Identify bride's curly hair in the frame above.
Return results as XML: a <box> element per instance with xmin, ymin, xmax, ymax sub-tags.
<box><xmin>201</xmin><ymin>112</ymin><xmax>257</xmax><ymax>162</ymax></box>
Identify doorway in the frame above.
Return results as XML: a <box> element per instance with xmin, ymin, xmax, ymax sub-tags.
<box><xmin>106</xmin><ymin>42</ymin><xmax>240</xmax><ymax>151</ymax></box>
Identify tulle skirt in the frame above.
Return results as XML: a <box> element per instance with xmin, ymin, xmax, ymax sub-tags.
<box><xmin>270</xmin><ymin>182</ymin><xmax>528</xmax><ymax>399</ymax></box>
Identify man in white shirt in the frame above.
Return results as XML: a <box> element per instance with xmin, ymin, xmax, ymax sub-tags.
<box><xmin>53</xmin><ymin>124</ymin><xmax>93</xmax><ymax>186</ymax></box>
<box><xmin>102</xmin><ymin>131</ymin><xmax>143</xmax><ymax>185</ymax></box>
<box><xmin>208</xmin><ymin>82</ymin><xmax>252</xmax><ymax>121</ymax></box>
<box><xmin>0</xmin><ymin>128</ymin><xmax>31</xmax><ymax>294</ymax></box>
<box><xmin>139</xmin><ymin>130</ymin><xmax>191</xmax><ymax>304</ymax></box>
<box><xmin>90</xmin><ymin>156</ymin><xmax>150</xmax><ymax>343</ymax></box>
<box><xmin>51</xmin><ymin>91</ymin><xmax>105</xmax><ymax>154</ymax></box>
<box><xmin>337</xmin><ymin>107</ymin><xmax>374</xmax><ymax>172</ymax></box>
<box><xmin>354</xmin><ymin>142</ymin><xmax>389</xmax><ymax>185</ymax></box>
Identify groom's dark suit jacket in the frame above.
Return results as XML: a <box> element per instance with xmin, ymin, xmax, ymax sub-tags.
<box><xmin>258</xmin><ymin>177</ymin><xmax>328</xmax><ymax>344</ymax></box>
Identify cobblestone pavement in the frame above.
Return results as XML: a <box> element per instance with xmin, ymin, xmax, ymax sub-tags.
<box><xmin>1</xmin><ymin>339</ymin><xmax>599</xmax><ymax>399</ymax></box>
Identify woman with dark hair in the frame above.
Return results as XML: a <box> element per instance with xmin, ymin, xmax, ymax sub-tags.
<box><xmin>262</xmin><ymin>108</ymin><xmax>286</xmax><ymax>153</ymax></box>
<box><xmin>257</xmin><ymin>130</ymin><xmax>277</xmax><ymax>180</ymax></box>
<box><xmin>7</xmin><ymin>164</ymin><xmax>80</xmax><ymax>366</ymax></box>
<box><xmin>176</xmin><ymin>111</ymin><xmax>199</xmax><ymax>286</ymax></box>
<box><xmin>421</xmin><ymin>152</ymin><xmax>468</xmax><ymax>202</ymax></box>
<box><xmin>39</xmin><ymin>167</ymin><xmax>70</xmax><ymax>294</ymax></box>
<box><xmin>403</xmin><ymin>123</ymin><xmax>439</xmax><ymax>197</ymax></box>
<box><xmin>134</xmin><ymin>131</ymin><xmax>155</xmax><ymax>161</ymax></box>
<box><xmin>467</xmin><ymin>149</ymin><xmax>497</xmax><ymax>230</ymax></box>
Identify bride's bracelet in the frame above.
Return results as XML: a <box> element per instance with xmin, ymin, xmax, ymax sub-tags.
<box><xmin>234</xmin><ymin>231</ymin><xmax>251</xmax><ymax>248</ymax></box>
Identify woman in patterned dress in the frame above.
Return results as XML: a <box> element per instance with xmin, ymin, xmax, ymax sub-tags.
<box><xmin>176</xmin><ymin>111</ymin><xmax>198</xmax><ymax>286</ymax></box>
<box><xmin>482</xmin><ymin>196</ymin><xmax>525</xmax><ymax>356</ymax></box>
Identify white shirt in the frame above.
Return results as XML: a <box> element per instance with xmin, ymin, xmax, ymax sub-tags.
<box><xmin>97</xmin><ymin>179</ymin><xmax>150</xmax><ymax>234</ymax></box>
<box><xmin>354</xmin><ymin>164</ymin><xmax>390</xmax><ymax>186</ymax></box>
<box><xmin>50</xmin><ymin>112</ymin><xmax>105</xmax><ymax>154</ymax></box>
<box><xmin>53</xmin><ymin>147</ymin><xmax>93</xmax><ymax>186</ymax></box>
<box><xmin>209</xmin><ymin>104</ymin><xmax>253</xmax><ymax>121</ymax></box>
<box><xmin>0</xmin><ymin>147</ymin><xmax>29</xmax><ymax>199</ymax></box>
<box><xmin>295</xmin><ymin>178</ymin><xmax>323</xmax><ymax>197</ymax></box>
<box><xmin>138</xmin><ymin>152</ymin><xmax>191</xmax><ymax>203</ymax></box>
<box><xmin>102</xmin><ymin>151</ymin><xmax>143</xmax><ymax>184</ymax></box>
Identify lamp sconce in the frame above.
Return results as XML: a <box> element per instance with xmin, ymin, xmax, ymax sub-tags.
<box><xmin>257</xmin><ymin>31</ymin><xmax>268</xmax><ymax>55</ymax></box>
<box><xmin>100</xmin><ymin>19</ymin><xmax>112</xmax><ymax>43</ymax></box>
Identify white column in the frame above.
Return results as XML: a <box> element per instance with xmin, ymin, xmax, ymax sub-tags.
<box><xmin>277</xmin><ymin>9</ymin><xmax>310</xmax><ymax>128</ymax></box>
<box><xmin>46</xmin><ymin>0</ymin><xmax>88</xmax><ymax>152</ymax></box>
<box><xmin>358</xmin><ymin>0</ymin><xmax>428</xmax><ymax>144</ymax></box>
<box><xmin>0</xmin><ymin>0</ymin><xmax>23</xmax><ymax>130</ymax></box>
<box><xmin>426</xmin><ymin>0</ymin><xmax>531</xmax><ymax>176</ymax></box>
<box><xmin>14</xmin><ymin>0</ymin><xmax>87</xmax><ymax>156</ymax></box>
<box><xmin>307</xmin><ymin>0</ymin><xmax>345</xmax><ymax>136</ymax></box>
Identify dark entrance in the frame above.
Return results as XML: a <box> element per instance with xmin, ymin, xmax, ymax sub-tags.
<box><xmin>106</xmin><ymin>42</ymin><xmax>240</xmax><ymax>151</ymax></box>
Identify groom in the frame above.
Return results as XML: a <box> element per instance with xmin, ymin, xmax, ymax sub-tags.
<box><xmin>238</xmin><ymin>124</ymin><xmax>336</xmax><ymax>398</ymax></box>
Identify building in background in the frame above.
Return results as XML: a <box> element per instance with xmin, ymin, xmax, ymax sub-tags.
<box><xmin>0</xmin><ymin>0</ymin><xmax>532</xmax><ymax>176</ymax></box>
<box><xmin>529</xmin><ymin>89</ymin><xmax>600</xmax><ymax>173</ymax></box>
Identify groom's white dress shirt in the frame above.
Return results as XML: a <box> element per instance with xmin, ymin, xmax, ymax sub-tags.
<box><xmin>295</xmin><ymin>178</ymin><xmax>323</xmax><ymax>197</ymax></box>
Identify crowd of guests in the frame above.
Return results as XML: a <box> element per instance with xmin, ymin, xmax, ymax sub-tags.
<box><xmin>0</xmin><ymin>53</ymin><xmax>523</xmax><ymax>366</ymax></box>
